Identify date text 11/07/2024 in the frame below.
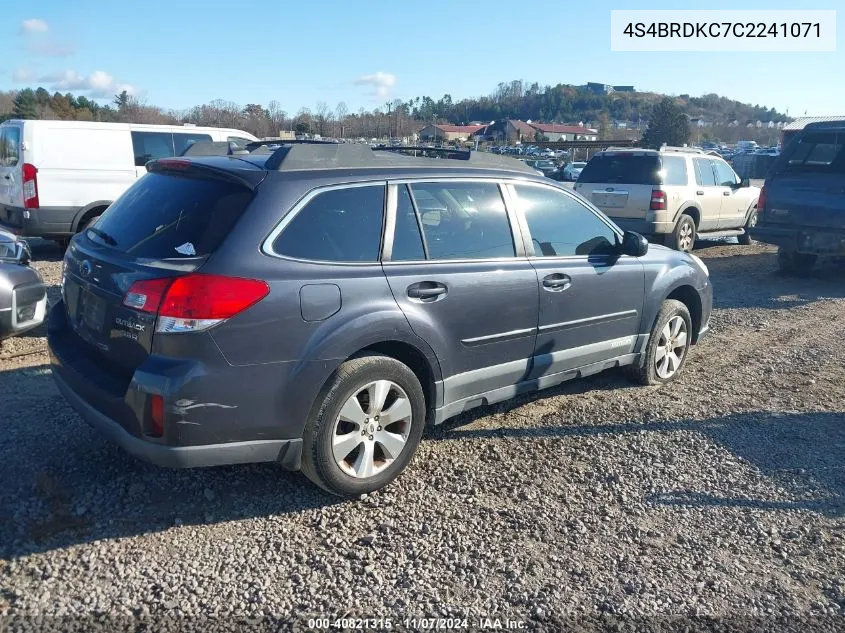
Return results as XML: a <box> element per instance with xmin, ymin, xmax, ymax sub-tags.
<box><xmin>307</xmin><ymin>616</ymin><xmax>527</xmax><ymax>630</ymax></box>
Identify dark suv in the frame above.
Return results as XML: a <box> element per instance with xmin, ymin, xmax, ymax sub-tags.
<box><xmin>750</xmin><ymin>120</ymin><xmax>845</xmax><ymax>273</ymax></box>
<box><xmin>48</xmin><ymin>144</ymin><xmax>712</xmax><ymax>497</ymax></box>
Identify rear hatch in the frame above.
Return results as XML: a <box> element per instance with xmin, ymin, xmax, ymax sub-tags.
<box><xmin>60</xmin><ymin>162</ymin><xmax>261</xmax><ymax>378</ymax></box>
<box><xmin>574</xmin><ymin>153</ymin><xmax>660</xmax><ymax>218</ymax></box>
<box><xmin>764</xmin><ymin>128</ymin><xmax>845</xmax><ymax>229</ymax></box>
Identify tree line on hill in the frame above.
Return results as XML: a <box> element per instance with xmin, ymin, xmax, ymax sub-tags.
<box><xmin>0</xmin><ymin>79</ymin><xmax>789</xmax><ymax>146</ymax></box>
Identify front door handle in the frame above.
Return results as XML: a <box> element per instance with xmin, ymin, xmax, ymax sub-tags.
<box><xmin>722</xmin><ymin>190</ymin><xmax>731</xmax><ymax>196</ymax></box>
<box><xmin>696</xmin><ymin>190</ymin><xmax>704</xmax><ymax>196</ymax></box>
<box><xmin>542</xmin><ymin>273</ymin><xmax>571</xmax><ymax>291</ymax></box>
<box><xmin>407</xmin><ymin>281</ymin><xmax>447</xmax><ymax>301</ymax></box>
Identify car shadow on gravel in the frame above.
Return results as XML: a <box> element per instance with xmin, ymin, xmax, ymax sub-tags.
<box><xmin>0</xmin><ymin>364</ymin><xmax>341</xmax><ymax>561</ymax></box>
<box><xmin>434</xmin><ymin>406</ymin><xmax>844</xmax><ymax>518</ymax></box>
<box><xmin>701</xmin><ymin>251</ymin><xmax>845</xmax><ymax>310</ymax></box>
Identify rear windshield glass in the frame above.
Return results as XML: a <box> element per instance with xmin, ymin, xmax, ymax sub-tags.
<box><xmin>87</xmin><ymin>172</ymin><xmax>252</xmax><ymax>258</ymax></box>
<box><xmin>780</xmin><ymin>131</ymin><xmax>845</xmax><ymax>173</ymax></box>
<box><xmin>578</xmin><ymin>154</ymin><xmax>660</xmax><ymax>185</ymax></box>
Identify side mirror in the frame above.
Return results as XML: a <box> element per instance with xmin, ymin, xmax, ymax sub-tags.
<box><xmin>621</xmin><ymin>231</ymin><xmax>649</xmax><ymax>257</ymax></box>
<box><xmin>739</xmin><ymin>177</ymin><xmax>750</xmax><ymax>188</ymax></box>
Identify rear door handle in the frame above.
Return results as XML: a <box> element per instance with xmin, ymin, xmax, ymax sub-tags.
<box><xmin>2</xmin><ymin>175</ymin><xmax>10</xmax><ymax>180</ymax></box>
<box><xmin>407</xmin><ymin>281</ymin><xmax>447</xmax><ymax>301</ymax></box>
<box><xmin>723</xmin><ymin>191</ymin><xmax>731</xmax><ymax>196</ymax></box>
<box><xmin>542</xmin><ymin>273</ymin><xmax>571</xmax><ymax>291</ymax></box>
<box><xmin>696</xmin><ymin>190</ymin><xmax>704</xmax><ymax>196</ymax></box>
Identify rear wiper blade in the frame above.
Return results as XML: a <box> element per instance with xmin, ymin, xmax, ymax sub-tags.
<box><xmin>86</xmin><ymin>227</ymin><xmax>118</xmax><ymax>246</ymax></box>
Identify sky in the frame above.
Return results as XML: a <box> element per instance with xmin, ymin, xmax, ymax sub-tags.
<box><xmin>1</xmin><ymin>0</ymin><xmax>843</xmax><ymax>118</ymax></box>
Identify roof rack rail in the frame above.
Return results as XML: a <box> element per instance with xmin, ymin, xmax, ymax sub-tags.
<box><xmin>245</xmin><ymin>138</ymin><xmax>342</xmax><ymax>152</ymax></box>
<box><xmin>372</xmin><ymin>145</ymin><xmax>471</xmax><ymax>160</ymax></box>
<box><xmin>659</xmin><ymin>145</ymin><xmax>705</xmax><ymax>154</ymax></box>
<box><xmin>179</xmin><ymin>141</ymin><xmax>249</xmax><ymax>157</ymax></box>
<box><xmin>261</xmin><ymin>143</ymin><xmax>538</xmax><ymax>173</ymax></box>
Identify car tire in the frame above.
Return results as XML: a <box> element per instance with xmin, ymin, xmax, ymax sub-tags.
<box><xmin>668</xmin><ymin>214</ymin><xmax>696</xmax><ymax>252</ymax></box>
<box><xmin>632</xmin><ymin>299</ymin><xmax>692</xmax><ymax>386</ymax></box>
<box><xmin>738</xmin><ymin>207</ymin><xmax>757</xmax><ymax>245</ymax></box>
<box><xmin>78</xmin><ymin>215</ymin><xmax>101</xmax><ymax>234</ymax></box>
<box><xmin>300</xmin><ymin>354</ymin><xmax>426</xmax><ymax>498</ymax></box>
<box><xmin>777</xmin><ymin>247</ymin><xmax>817</xmax><ymax>276</ymax></box>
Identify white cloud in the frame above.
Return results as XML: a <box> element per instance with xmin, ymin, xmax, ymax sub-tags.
<box><xmin>20</xmin><ymin>19</ymin><xmax>48</xmax><ymax>34</ymax></box>
<box><xmin>29</xmin><ymin>41</ymin><xmax>75</xmax><ymax>57</ymax></box>
<box><xmin>38</xmin><ymin>69</ymin><xmax>137</xmax><ymax>99</ymax></box>
<box><xmin>12</xmin><ymin>68</ymin><xmax>34</xmax><ymax>83</ymax></box>
<box><xmin>353</xmin><ymin>71</ymin><xmax>397</xmax><ymax>99</ymax></box>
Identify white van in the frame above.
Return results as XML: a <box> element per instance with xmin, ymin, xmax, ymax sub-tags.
<box><xmin>0</xmin><ymin>120</ymin><xmax>258</xmax><ymax>242</ymax></box>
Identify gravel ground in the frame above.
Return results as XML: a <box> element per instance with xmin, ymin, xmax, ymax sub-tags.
<box><xmin>1</xmin><ymin>237</ymin><xmax>844</xmax><ymax>632</ymax></box>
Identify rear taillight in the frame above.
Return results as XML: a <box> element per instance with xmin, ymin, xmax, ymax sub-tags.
<box><xmin>649</xmin><ymin>189</ymin><xmax>667</xmax><ymax>211</ymax></box>
<box><xmin>122</xmin><ymin>274</ymin><xmax>269</xmax><ymax>334</ymax></box>
<box><xmin>122</xmin><ymin>278</ymin><xmax>171</xmax><ymax>313</ymax></box>
<box><xmin>22</xmin><ymin>163</ymin><xmax>39</xmax><ymax>209</ymax></box>
<box><xmin>757</xmin><ymin>184</ymin><xmax>767</xmax><ymax>218</ymax></box>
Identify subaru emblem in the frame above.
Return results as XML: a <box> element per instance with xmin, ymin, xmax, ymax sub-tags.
<box><xmin>80</xmin><ymin>260</ymin><xmax>92</xmax><ymax>277</ymax></box>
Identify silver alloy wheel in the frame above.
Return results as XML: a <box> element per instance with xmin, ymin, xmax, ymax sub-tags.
<box><xmin>747</xmin><ymin>210</ymin><xmax>758</xmax><ymax>228</ymax></box>
<box><xmin>678</xmin><ymin>221</ymin><xmax>694</xmax><ymax>252</ymax></box>
<box><xmin>332</xmin><ymin>380</ymin><xmax>412</xmax><ymax>479</ymax></box>
<box><xmin>655</xmin><ymin>315</ymin><xmax>688</xmax><ymax>379</ymax></box>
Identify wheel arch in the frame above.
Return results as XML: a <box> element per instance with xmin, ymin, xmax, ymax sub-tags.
<box><xmin>71</xmin><ymin>200</ymin><xmax>112</xmax><ymax>233</ymax></box>
<box><xmin>665</xmin><ymin>284</ymin><xmax>703</xmax><ymax>344</ymax></box>
<box><xmin>673</xmin><ymin>203</ymin><xmax>702</xmax><ymax>228</ymax></box>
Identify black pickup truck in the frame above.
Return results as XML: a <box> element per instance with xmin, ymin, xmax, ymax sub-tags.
<box><xmin>750</xmin><ymin>120</ymin><xmax>845</xmax><ymax>274</ymax></box>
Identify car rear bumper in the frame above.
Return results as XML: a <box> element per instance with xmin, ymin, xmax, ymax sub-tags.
<box><xmin>749</xmin><ymin>225</ymin><xmax>845</xmax><ymax>254</ymax></box>
<box><xmin>51</xmin><ymin>368</ymin><xmax>301</xmax><ymax>469</ymax></box>
<box><xmin>47</xmin><ymin>301</ymin><xmax>303</xmax><ymax>470</ymax></box>
<box><xmin>607</xmin><ymin>217</ymin><xmax>676</xmax><ymax>237</ymax></box>
<box><xmin>1</xmin><ymin>204</ymin><xmax>79</xmax><ymax>238</ymax></box>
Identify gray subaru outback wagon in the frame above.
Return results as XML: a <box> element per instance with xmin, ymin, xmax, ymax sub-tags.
<box><xmin>48</xmin><ymin>143</ymin><xmax>712</xmax><ymax>497</ymax></box>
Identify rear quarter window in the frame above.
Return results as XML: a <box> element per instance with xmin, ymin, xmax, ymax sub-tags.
<box><xmin>578</xmin><ymin>154</ymin><xmax>660</xmax><ymax>185</ymax></box>
<box><xmin>660</xmin><ymin>156</ymin><xmax>688</xmax><ymax>186</ymax></box>
<box><xmin>272</xmin><ymin>185</ymin><xmax>385</xmax><ymax>262</ymax></box>
<box><xmin>88</xmin><ymin>172</ymin><xmax>253</xmax><ymax>258</ymax></box>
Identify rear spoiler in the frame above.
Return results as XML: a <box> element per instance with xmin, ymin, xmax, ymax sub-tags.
<box><xmin>145</xmin><ymin>158</ymin><xmax>266</xmax><ymax>189</ymax></box>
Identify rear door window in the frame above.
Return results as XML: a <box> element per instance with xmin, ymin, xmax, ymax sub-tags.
<box><xmin>578</xmin><ymin>154</ymin><xmax>660</xmax><ymax>184</ymax></box>
<box><xmin>693</xmin><ymin>158</ymin><xmax>717</xmax><ymax>186</ymax></box>
<box><xmin>782</xmin><ymin>131</ymin><xmax>845</xmax><ymax>173</ymax></box>
<box><xmin>660</xmin><ymin>156</ymin><xmax>688</xmax><ymax>185</ymax></box>
<box><xmin>273</xmin><ymin>185</ymin><xmax>385</xmax><ymax>262</ymax></box>
<box><xmin>87</xmin><ymin>172</ymin><xmax>253</xmax><ymax>258</ymax></box>
<box><xmin>131</xmin><ymin>132</ymin><xmax>175</xmax><ymax>166</ymax></box>
<box><xmin>408</xmin><ymin>182</ymin><xmax>514</xmax><ymax>260</ymax></box>
<box><xmin>173</xmin><ymin>133</ymin><xmax>213</xmax><ymax>156</ymax></box>
<box><xmin>0</xmin><ymin>127</ymin><xmax>21</xmax><ymax>167</ymax></box>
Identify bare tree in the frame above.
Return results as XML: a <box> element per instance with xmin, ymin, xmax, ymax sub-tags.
<box><xmin>314</xmin><ymin>101</ymin><xmax>330</xmax><ymax>137</ymax></box>
<box><xmin>267</xmin><ymin>100</ymin><xmax>287</xmax><ymax>136</ymax></box>
<box><xmin>334</xmin><ymin>101</ymin><xmax>348</xmax><ymax>138</ymax></box>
